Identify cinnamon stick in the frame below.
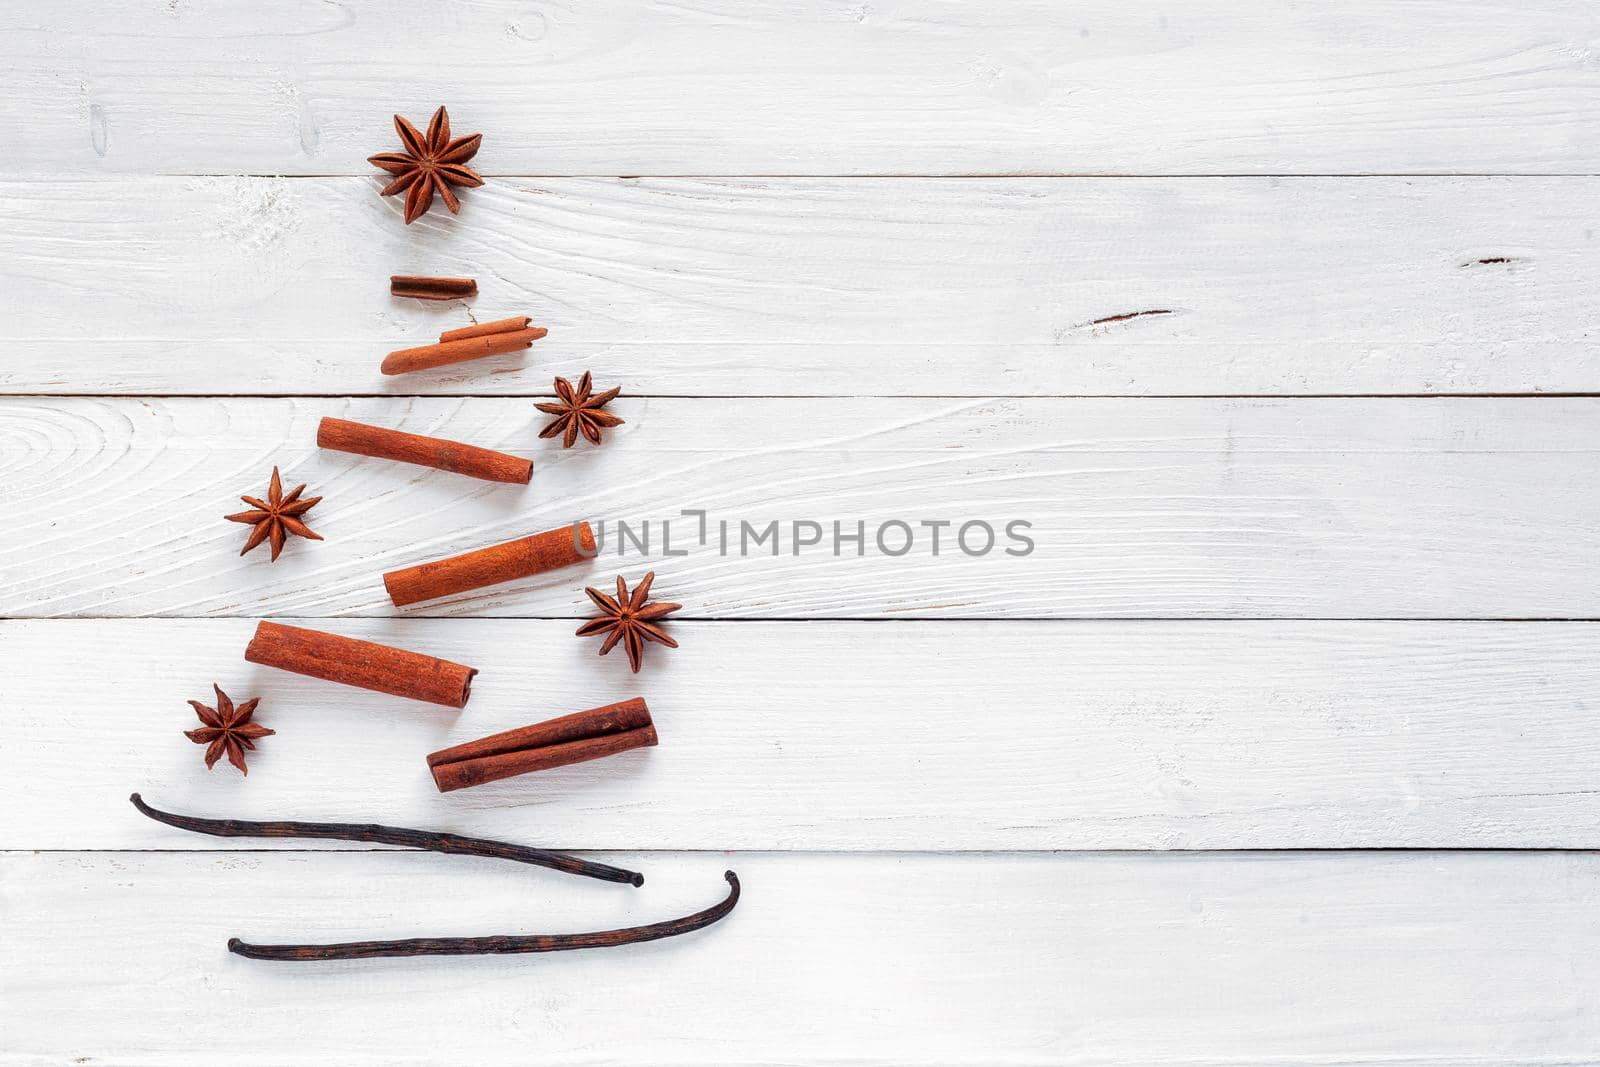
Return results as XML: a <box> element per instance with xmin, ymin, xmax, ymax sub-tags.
<box><xmin>384</xmin><ymin>522</ymin><xmax>596</xmax><ymax>607</ymax></box>
<box><xmin>317</xmin><ymin>417</ymin><xmax>532</xmax><ymax>484</ymax></box>
<box><xmin>428</xmin><ymin>698</ymin><xmax>657</xmax><ymax>792</ymax></box>
<box><xmin>382</xmin><ymin>324</ymin><xmax>546</xmax><ymax>375</ymax></box>
<box><xmin>244</xmin><ymin>621</ymin><xmax>477</xmax><ymax>708</ymax></box>
<box><xmin>391</xmin><ymin>276</ymin><xmax>477</xmax><ymax>301</ymax></box>
<box><xmin>440</xmin><ymin>316</ymin><xmax>531</xmax><ymax>342</ymax></box>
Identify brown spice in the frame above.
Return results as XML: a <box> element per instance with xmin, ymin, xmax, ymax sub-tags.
<box><xmin>317</xmin><ymin>417</ymin><xmax>532</xmax><ymax>484</ymax></box>
<box><xmin>577</xmin><ymin>571</ymin><xmax>681</xmax><ymax>673</ymax></box>
<box><xmin>367</xmin><ymin>106</ymin><xmax>484</xmax><ymax>224</ymax></box>
<box><xmin>244</xmin><ymin>621</ymin><xmax>477</xmax><ymax>708</ymax></box>
<box><xmin>536</xmin><ymin>371</ymin><xmax>625</xmax><ymax>448</ymax></box>
<box><xmin>381</xmin><ymin>325</ymin><xmax>546</xmax><ymax>376</ymax></box>
<box><xmin>428</xmin><ymin>698</ymin><xmax>657</xmax><ymax>792</ymax></box>
<box><xmin>391</xmin><ymin>276</ymin><xmax>477</xmax><ymax>301</ymax></box>
<box><xmin>440</xmin><ymin>315</ymin><xmax>531</xmax><ymax>342</ymax></box>
<box><xmin>223</xmin><ymin>466</ymin><xmax>323</xmax><ymax>561</ymax></box>
<box><xmin>383</xmin><ymin>522</ymin><xmax>595</xmax><ymax>607</ymax></box>
<box><xmin>184</xmin><ymin>684</ymin><xmax>273</xmax><ymax>774</ymax></box>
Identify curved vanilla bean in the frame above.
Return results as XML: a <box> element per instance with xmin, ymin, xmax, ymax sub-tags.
<box><xmin>229</xmin><ymin>870</ymin><xmax>741</xmax><ymax>961</ymax></box>
<box><xmin>129</xmin><ymin>793</ymin><xmax>642</xmax><ymax>887</ymax></box>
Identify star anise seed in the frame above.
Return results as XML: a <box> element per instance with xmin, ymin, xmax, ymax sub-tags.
<box><xmin>185</xmin><ymin>684</ymin><xmax>275</xmax><ymax>775</ymax></box>
<box><xmin>576</xmin><ymin>571</ymin><xmax>681</xmax><ymax>673</ymax></box>
<box><xmin>225</xmin><ymin>466</ymin><xmax>323</xmax><ymax>561</ymax></box>
<box><xmin>536</xmin><ymin>371</ymin><xmax>625</xmax><ymax>448</ymax></box>
<box><xmin>368</xmin><ymin>105</ymin><xmax>484</xmax><ymax>224</ymax></box>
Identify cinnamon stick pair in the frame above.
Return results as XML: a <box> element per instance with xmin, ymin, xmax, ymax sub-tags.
<box><xmin>318</xmin><ymin>417</ymin><xmax>532</xmax><ymax>484</ymax></box>
<box><xmin>384</xmin><ymin>522</ymin><xmax>596</xmax><ymax>607</ymax></box>
<box><xmin>428</xmin><ymin>698</ymin><xmax>657</xmax><ymax>792</ymax></box>
<box><xmin>382</xmin><ymin>316</ymin><xmax>546</xmax><ymax>375</ymax></box>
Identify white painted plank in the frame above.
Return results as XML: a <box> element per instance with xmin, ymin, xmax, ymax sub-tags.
<box><xmin>4</xmin><ymin>619</ymin><xmax>1598</xmax><ymax>850</ymax></box>
<box><xmin>4</xmin><ymin>176</ymin><xmax>1596</xmax><ymax>396</ymax></box>
<box><xmin>5</xmin><ymin>850</ymin><xmax>1598</xmax><ymax>1065</ymax></box>
<box><xmin>5</xmin><ymin>1</ymin><xmax>1598</xmax><ymax>176</ymax></box>
<box><xmin>2</xmin><ymin>396</ymin><xmax>1597</xmax><ymax>619</ymax></box>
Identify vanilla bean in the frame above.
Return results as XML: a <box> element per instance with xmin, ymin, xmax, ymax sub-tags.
<box><xmin>228</xmin><ymin>871</ymin><xmax>740</xmax><ymax>961</ymax></box>
<box><xmin>129</xmin><ymin>793</ymin><xmax>641</xmax><ymax>886</ymax></box>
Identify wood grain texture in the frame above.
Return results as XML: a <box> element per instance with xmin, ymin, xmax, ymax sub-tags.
<box><xmin>5</xmin><ymin>619</ymin><xmax>1598</xmax><ymax>850</ymax></box>
<box><xmin>5</xmin><ymin>1</ymin><xmax>1598</xmax><ymax>176</ymax></box>
<box><xmin>6</xmin><ymin>850</ymin><xmax>1600</xmax><ymax>1064</ymax></box>
<box><xmin>3</xmin><ymin>396</ymin><xmax>1597</xmax><ymax>619</ymax></box>
<box><xmin>2</xmin><ymin>176</ymin><xmax>1597</xmax><ymax>396</ymax></box>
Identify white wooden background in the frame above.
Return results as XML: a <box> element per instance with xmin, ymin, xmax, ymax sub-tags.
<box><xmin>3</xmin><ymin>2</ymin><xmax>1598</xmax><ymax>1063</ymax></box>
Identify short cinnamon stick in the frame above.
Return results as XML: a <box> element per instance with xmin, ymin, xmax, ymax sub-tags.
<box><xmin>391</xmin><ymin>276</ymin><xmax>477</xmax><ymax>301</ymax></box>
<box><xmin>317</xmin><ymin>417</ymin><xmax>533</xmax><ymax>484</ymax></box>
<box><xmin>244</xmin><ymin>621</ymin><xmax>477</xmax><ymax>707</ymax></box>
<box><xmin>382</xmin><ymin>325</ymin><xmax>546</xmax><ymax>375</ymax></box>
<box><xmin>429</xmin><ymin>698</ymin><xmax>657</xmax><ymax>792</ymax></box>
<box><xmin>384</xmin><ymin>522</ymin><xmax>595</xmax><ymax>607</ymax></box>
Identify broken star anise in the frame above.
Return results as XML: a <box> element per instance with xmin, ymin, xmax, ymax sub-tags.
<box><xmin>225</xmin><ymin>466</ymin><xmax>323</xmax><ymax>561</ymax></box>
<box><xmin>536</xmin><ymin>372</ymin><xmax>624</xmax><ymax>448</ymax></box>
<box><xmin>576</xmin><ymin>571</ymin><xmax>681</xmax><ymax>673</ymax></box>
<box><xmin>185</xmin><ymin>684</ymin><xmax>275</xmax><ymax>775</ymax></box>
<box><xmin>368</xmin><ymin>106</ymin><xmax>484</xmax><ymax>224</ymax></box>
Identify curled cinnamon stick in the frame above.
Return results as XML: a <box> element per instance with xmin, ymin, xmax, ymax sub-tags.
<box><xmin>429</xmin><ymin>698</ymin><xmax>657</xmax><ymax>792</ymax></box>
<box><xmin>245</xmin><ymin>621</ymin><xmax>477</xmax><ymax>707</ymax></box>
<box><xmin>318</xmin><ymin>417</ymin><xmax>532</xmax><ymax>484</ymax></box>
<box><xmin>384</xmin><ymin>522</ymin><xmax>596</xmax><ymax>607</ymax></box>
<box><xmin>382</xmin><ymin>321</ymin><xmax>546</xmax><ymax>375</ymax></box>
<box><xmin>391</xmin><ymin>276</ymin><xmax>477</xmax><ymax>301</ymax></box>
<box><xmin>440</xmin><ymin>315</ymin><xmax>531</xmax><ymax>342</ymax></box>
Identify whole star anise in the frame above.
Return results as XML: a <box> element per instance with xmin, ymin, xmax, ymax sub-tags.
<box><xmin>225</xmin><ymin>466</ymin><xmax>323</xmax><ymax>561</ymax></box>
<box><xmin>368</xmin><ymin>106</ymin><xmax>484</xmax><ymax>224</ymax></box>
<box><xmin>536</xmin><ymin>372</ymin><xmax>624</xmax><ymax>448</ymax></box>
<box><xmin>576</xmin><ymin>571</ymin><xmax>681</xmax><ymax>673</ymax></box>
<box><xmin>185</xmin><ymin>684</ymin><xmax>274</xmax><ymax>775</ymax></box>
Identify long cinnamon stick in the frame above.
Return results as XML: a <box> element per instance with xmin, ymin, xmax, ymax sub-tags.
<box><xmin>382</xmin><ymin>325</ymin><xmax>546</xmax><ymax>375</ymax></box>
<box><xmin>245</xmin><ymin>621</ymin><xmax>477</xmax><ymax>707</ymax></box>
<box><xmin>384</xmin><ymin>522</ymin><xmax>595</xmax><ymax>607</ymax></box>
<box><xmin>391</xmin><ymin>276</ymin><xmax>477</xmax><ymax>301</ymax></box>
<box><xmin>428</xmin><ymin>698</ymin><xmax>657</xmax><ymax>792</ymax></box>
<box><xmin>317</xmin><ymin>417</ymin><xmax>532</xmax><ymax>484</ymax></box>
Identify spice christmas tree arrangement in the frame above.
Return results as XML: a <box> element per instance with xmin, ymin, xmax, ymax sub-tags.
<box><xmin>152</xmin><ymin>103</ymin><xmax>723</xmax><ymax>960</ymax></box>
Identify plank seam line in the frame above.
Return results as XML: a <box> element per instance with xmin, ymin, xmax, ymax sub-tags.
<box><xmin>5</xmin><ymin>616</ymin><xmax>1599</xmax><ymax>624</ymax></box>
<box><xmin>5</xmin><ymin>392</ymin><xmax>1600</xmax><ymax>401</ymax></box>
<box><xmin>27</xmin><ymin>171</ymin><xmax>1600</xmax><ymax>180</ymax></box>
<box><xmin>9</xmin><ymin>847</ymin><xmax>1600</xmax><ymax>856</ymax></box>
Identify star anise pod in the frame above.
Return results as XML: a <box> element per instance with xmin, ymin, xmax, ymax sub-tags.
<box><xmin>536</xmin><ymin>372</ymin><xmax>624</xmax><ymax>448</ymax></box>
<box><xmin>185</xmin><ymin>684</ymin><xmax>274</xmax><ymax>775</ymax></box>
<box><xmin>225</xmin><ymin>466</ymin><xmax>323</xmax><ymax>561</ymax></box>
<box><xmin>576</xmin><ymin>571</ymin><xmax>681</xmax><ymax>673</ymax></box>
<box><xmin>368</xmin><ymin>106</ymin><xmax>484</xmax><ymax>224</ymax></box>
